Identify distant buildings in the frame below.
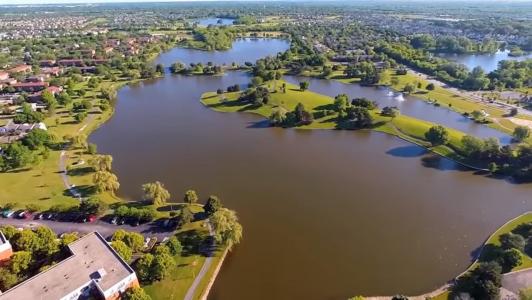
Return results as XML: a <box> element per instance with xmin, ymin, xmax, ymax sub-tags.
<box><xmin>0</xmin><ymin>232</ymin><xmax>139</xmax><ymax>300</ymax></box>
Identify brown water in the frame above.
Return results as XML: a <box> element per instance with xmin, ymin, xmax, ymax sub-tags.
<box><xmin>89</xmin><ymin>41</ymin><xmax>532</xmax><ymax>299</ymax></box>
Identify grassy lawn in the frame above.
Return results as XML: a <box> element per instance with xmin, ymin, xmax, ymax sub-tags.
<box><xmin>201</xmin><ymin>80</ymin><xmax>471</xmax><ymax>162</ymax></box>
<box><xmin>0</xmin><ymin>78</ymin><xmax>129</xmax><ymax>211</ymax></box>
<box><xmin>379</xmin><ymin>70</ymin><xmax>532</xmax><ymax>137</ymax></box>
<box><xmin>143</xmin><ymin>205</ymin><xmax>227</xmax><ymax>300</ymax></box>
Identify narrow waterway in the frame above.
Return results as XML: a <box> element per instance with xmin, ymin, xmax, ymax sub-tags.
<box><xmin>437</xmin><ymin>50</ymin><xmax>532</xmax><ymax>72</ymax></box>
<box><xmin>89</xmin><ymin>40</ymin><xmax>532</xmax><ymax>299</ymax></box>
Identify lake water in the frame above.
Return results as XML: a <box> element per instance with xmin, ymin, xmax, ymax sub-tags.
<box><xmin>89</xmin><ymin>40</ymin><xmax>532</xmax><ymax>299</ymax></box>
<box><xmin>196</xmin><ymin>17</ymin><xmax>235</xmax><ymax>27</ymax></box>
<box><xmin>438</xmin><ymin>50</ymin><xmax>532</xmax><ymax>73</ymax></box>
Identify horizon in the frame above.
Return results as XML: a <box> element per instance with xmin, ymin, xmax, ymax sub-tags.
<box><xmin>4</xmin><ymin>0</ymin><xmax>532</xmax><ymax>5</ymax></box>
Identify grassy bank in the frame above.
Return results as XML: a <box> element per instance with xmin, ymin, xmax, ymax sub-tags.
<box><xmin>201</xmin><ymin>80</ymin><xmax>471</xmax><ymax>164</ymax></box>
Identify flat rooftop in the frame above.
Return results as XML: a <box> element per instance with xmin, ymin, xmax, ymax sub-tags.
<box><xmin>0</xmin><ymin>232</ymin><xmax>135</xmax><ymax>300</ymax></box>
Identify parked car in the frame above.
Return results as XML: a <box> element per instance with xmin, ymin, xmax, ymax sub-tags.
<box><xmin>16</xmin><ymin>211</ymin><xmax>31</xmax><ymax>220</ymax></box>
<box><xmin>2</xmin><ymin>210</ymin><xmax>14</xmax><ymax>218</ymax></box>
<box><xmin>110</xmin><ymin>216</ymin><xmax>118</xmax><ymax>225</ymax></box>
<box><xmin>34</xmin><ymin>213</ymin><xmax>44</xmax><ymax>220</ymax></box>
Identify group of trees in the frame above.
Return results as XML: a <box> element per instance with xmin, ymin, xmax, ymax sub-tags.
<box><xmin>269</xmin><ymin>102</ymin><xmax>314</xmax><ymax>127</ymax></box>
<box><xmin>111</xmin><ymin>230</ymin><xmax>146</xmax><ymax>261</ymax></box>
<box><xmin>343</xmin><ymin>61</ymin><xmax>382</xmax><ymax>85</ymax></box>
<box><xmin>134</xmin><ymin>236</ymin><xmax>182</xmax><ymax>283</ymax></box>
<box><xmin>453</xmin><ymin>221</ymin><xmax>532</xmax><ymax>299</ymax></box>
<box><xmin>334</xmin><ymin>94</ymin><xmax>375</xmax><ymax>129</ymax></box>
<box><xmin>239</xmin><ymin>86</ymin><xmax>271</xmax><ymax>106</ymax></box>
<box><xmin>0</xmin><ymin>128</ymin><xmax>55</xmax><ymax>172</ymax></box>
<box><xmin>410</xmin><ymin>34</ymin><xmax>499</xmax><ymax>54</ymax></box>
<box><xmin>193</xmin><ymin>27</ymin><xmax>236</xmax><ymax>51</ymax></box>
<box><xmin>0</xmin><ymin>225</ymin><xmax>78</xmax><ymax>290</ymax></box>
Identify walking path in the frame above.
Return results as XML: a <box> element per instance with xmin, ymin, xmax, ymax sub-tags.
<box><xmin>184</xmin><ymin>221</ymin><xmax>215</xmax><ymax>300</ymax></box>
<box><xmin>57</xmin><ymin>115</ymin><xmax>95</xmax><ymax>200</ymax></box>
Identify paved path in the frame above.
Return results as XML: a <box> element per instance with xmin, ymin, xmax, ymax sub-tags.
<box><xmin>0</xmin><ymin>217</ymin><xmax>174</xmax><ymax>241</ymax></box>
<box><xmin>184</xmin><ymin>221</ymin><xmax>214</xmax><ymax>300</ymax></box>
<box><xmin>57</xmin><ymin>114</ymin><xmax>96</xmax><ymax>200</ymax></box>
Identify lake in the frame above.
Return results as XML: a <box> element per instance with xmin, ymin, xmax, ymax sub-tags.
<box><xmin>196</xmin><ymin>17</ymin><xmax>235</xmax><ymax>27</ymax></box>
<box><xmin>89</xmin><ymin>39</ymin><xmax>532</xmax><ymax>299</ymax></box>
<box><xmin>437</xmin><ymin>50</ymin><xmax>532</xmax><ymax>73</ymax></box>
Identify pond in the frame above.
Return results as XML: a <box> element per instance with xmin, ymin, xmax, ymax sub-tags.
<box><xmin>196</xmin><ymin>17</ymin><xmax>235</xmax><ymax>27</ymax></box>
<box><xmin>89</xmin><ymin>39</ymin><xmax>532</xmax><ymax>300</ymax></box>
<box><xmin>437</xmin><ymin>50</ymin><xmax>532</xmax><ymax>72</ymax></box>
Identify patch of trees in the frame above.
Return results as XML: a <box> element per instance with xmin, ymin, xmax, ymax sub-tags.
<box><xmin>13</xmin><ymin>103</ymin><xmax>44</xmax><ymax>124</ymax></box>
<box><xmin>269</xmin><ymin>103</ymin><xmax>314</xmax><ymax>127</ymax></box>
<box><xmin>134</xmin><ymin>236</ymin><xmax>182</xmax><ymax>283</ymax></box>
<box><xmin>410</xmin><ymin>34</ymin><xmax>499</xmax><ymax>54</ymax></box>
<box><xmin>344</xmin><ymin>61</ymin><xmax>382</xmax><ymax>85</ymax></box>
<box><xmin>114</xmin><ymin>205</ymin><xmax>156</xmax><ymax>224</ymax></box>
<box><xmin>460</xmin><ymin>135</ymin><xmax>532</xmax><ymax>181</ymax></box>
<box><xmin>239</xmin><ymin>87</ymin><xmax>270</xmax><ymax>106</ymax></box>
<box><xmin>193</xmin><ymin>27</ymin><xmax>236</xmax><ymax>51</ymax></box>
<box><xmin>332</xmin><ymin>94</ymin><xmax>374</xmax><ymax>129</ymax></box>
<box><xmin>0</xmin><ymin>225</ymin><xmax>78</xmax><ymax>291</ymax></box>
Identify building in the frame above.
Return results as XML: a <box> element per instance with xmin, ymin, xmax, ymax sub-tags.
<box><xmin>7</xmin><ymin>65</ymin><xmax>32</xmax><ymax>74</ymax></box>
<box><xmin>11</xmin><ymin>82</ymin><xmax>49</xmax><ymax>92</ymax></box>
<box><xmin>0</xmin><ymin>72</ymin><xmax>9</xmax><ymax>81</ymax></box>
<box><xmin>0</xmin><ymin>232</ymin><xmax>139</xmax><ymax>300</ymax></box>
<box><xmin>0</xmin><ymin>232</ymin><xmax>13</xmax><ymax>264</ymax></box>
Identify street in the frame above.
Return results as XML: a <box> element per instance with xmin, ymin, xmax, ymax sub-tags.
<box><xmin>0</xmin><ymin>217</ymin><xmax>175</xmax><ymax>240</ymax></box>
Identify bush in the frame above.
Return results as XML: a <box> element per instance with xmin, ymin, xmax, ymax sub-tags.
<box><xmin>499</xmin><ymin>233</ymin><xmax>526</xmax><ymax>251</ymax></box>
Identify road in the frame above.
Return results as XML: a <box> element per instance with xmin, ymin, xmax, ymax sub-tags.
<box><xmin>0</xmin><ymin>217</ymin><xmax>174</xmax><ymax>241</ymax></box>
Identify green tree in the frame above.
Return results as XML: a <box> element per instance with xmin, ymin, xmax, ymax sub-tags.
<box><xmin>2</xmin><ymin>142</ymin><xmax>34</xmax><ymax>171</ymax></box>
<box><xmin>513</xmin><ymin>126</ymin><xmax>530</xmax><ymax>142</ymax></box>
<box><xmin>299</xmin><ymin>81</ymin><xmax>309</xmax><ymax>91</ymax></box>
<box><xmin>204</xmin><ymin>195</ymin><xmax>222</xmax><ymax>216</ymax></box>
<box><xmin>41</xmin><ymin>90</ymin><xmax>57</xmax><ymax>109</ymax></box>
<box><xmin>461</xmin><ymin>135</ymin><xmax>484</xmax><ymax>157</ymax></box>
<box><xmin>87</xmin><ymin>143</ymin><xmax>97</xmax><ymax>155</ymax></box>
<box><xmin>111</xmin><ymin>240</ymin><xmax>132</xmax><ymax>261</ymax></box>
<box><xmin>142</xmin><ymin>181</ymin><xmax>170</xmax><ymax>206</ymax></box>
<box><xmin>499</xmin><ymin>233</ymin><xmax>526</xmax><ymax>251</ymax></box>
<box><xmin>210</xmin><ymin>208</ymin><xmax>243</xmax><ymax>250</ymax></box>
<box><xmin>79</xmin><ymin>197</ymin><xmax>108</xmax><ymax>216</ymax></box>
<box><xmin>151</xmin><ymin>251</ymin><xmax>175</xmax><ymax>281</ymax></box>
<box><xmin>184</xmin><ymin>190</ymin><xmax>198</xmax><ymax>204</ymax></box>
<box><xmin>22</xmin><ymin>129</ymin><xmax>53</xmax><ymax>150</ymax></box>
<box><xmin>453</xmin><ymin>262</ymin><xmax>502</xmax><ymax>300</ymax></box>
<box><xmin>123</xmin><ymin>287</ymin><xmax>152</xmax><ymax>300</ymax></box>
<box><xmin>0</xmin><ymin>225</ymin><xmax>18</xmax><ymax>240</ymax></box>
<box><xmin>123</xmin><ymin>232</ymin><xmax>145</xmax><ymax>252</ymax></box>
<box><xmin>89</xmin><ymin>155</ymin><xmax>113</xmax><ymax>172</ymax></box>
<box><xmin>93</xmin><ymin>171</ymin><xmax>120</xmax><ymax>194</ymax></box>
<box><xmin>0</xmin><ymin>268</ymin><xmax>18</xmax><ymax>290</ymax></box>
<box><xmin>135</xmin><ymin>253</ymin><xmax>154</xmax><ymax>282</ymax></box>
<box><xmin>425</xmin><ymin>125</ymin><xmax>449</xmax><ymax>146</ymax></box>
<box><xmin>10</xmin><ymin>251</ymin><xmax>32</xmax><ymax>274</ymax></box>
<box><xmin>403</xmin><ymin>83</ymin><xmax>415</xmax><ymax>94</ymax></box>
<box><xmin>426</xmin><ymin>83</ymin><xmax>435</xmax><ymax>90</ymax></box>
<box><xmin>166</xmin><ymin>236</ymin><xmax>182</xmax><ymax>256</ymax></box>
<box><xmin>12</xmin><ymin>229</ymin><xmax>38</xmax><ymax>252</ymax></box>
<box><xmin>180</xmin><ymin>205</ymin><xmax>194</xmax><ymax>225</ymax></box>
<box><xmin>34</xmin><ymin>226</ymin><xmax>59</xmax><ymax>257</ymax></box>
<box><xmin>60</xmin><ymin>233</ymin><xmax>79</xmax><ymax>248</ymax></box>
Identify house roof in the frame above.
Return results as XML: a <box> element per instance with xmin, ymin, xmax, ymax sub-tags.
<box><xmin>0</xmin><ymin>232</ymin><xmax>136</xmax><ymax>299</ymax></box>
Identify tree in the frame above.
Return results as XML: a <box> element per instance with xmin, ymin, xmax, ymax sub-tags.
<box><xmin>403</xmin><ymin>83</ymin><xmax>415</xmax><ymax>94</ymax></box>
<box><xmin>334</xmin><ymin>94</ymin><xmax>349</xmax><ymax>113</ymax></box>
<box><xmin>299</xmin><ymin>81</ymin><xmax>309</xmax><ymax>91</ymax></box>
<box><xmin>179</xmin><ymin>205</ymin><xmax>194</xmax><ymax>225</ymax></box>
<box><xmin>89</xmin><ymin>155</ymin><xmax>113</xmax><ymax>172</ymax></box>
<box><xmin>155</xmin><ymin>64</ymin><xmax>164</xmax><ymax>75</ymax></box>
<box><xmin>9</xmin><ymin>251</ymin><xmax>32</xmax><ymax>274</ymax></box>
<box><xmin>204</xmin><ymin>195</ymin><xmax>222</xmax><ymax>216</ymax></box>
<box><xmin>2</xmin><ymin>142</ymin><xmax>34</xmax><ymax>171</ymax></box>
<box><xmin>210</xmin><ymin>208</ymin><xmax>243</xmax><ymax>250</ymax></box>
<box><xmin>34</xmin><ymin>226</ymin><xmax>59</xmax><ymax>257</ymax></box>
<box><xmin>453</xmin><ymin>262</ymin><xmax>502</xmax><ymax>300</ymax></box>
<box><xmin>74</xmin><ymin>111</ymin><xmax>87</xmax><ymax>123</ymax></box>
<box><xmin>123</xmin><ymin>287</ymin><xmax>152</xmax><ymax>300</ymax></box>
<box><xmin>93</xmin><ymin>171</ymin><xmax>120</xmax><ymax>194</ymax></box>
<box><xmin>500</xmin><ymin>248</ymin><xmax>522</xmax><ymax>272</ymax></box>
<box><xmin>41</xmin><ymin>90</ymin><xmax>57</xmax><ymax>109</ymax></box>
<box><xmin>499</xmin><ymin>233</ymin><xmax>526</xmax><ymax>251</ymax></box>
<box><xmin>123</xmin><ymin>232</ymin><xmax>145</xmax><ymax>252</ymax></box>
<box><xmin>0</xmin><ymin>268</ymin><xmax>18</xmax><ymax>290</ymax></box>
<box><xmin>166</xmin><ymin>236</ymin><xmax>182</xmax><ymax>256</ymax></box>
<box><xmin>111</xmin><ymin>240</ymin><xmax>132</xmax><ymax>261</ymax></box>
<box><xmin>0</xmin><ymin>225</ymin><xmax>18</xmax><ymax>240</ymax></box>
<box><xmin>142</xmin><ymin>181</ymin><xmax>170</xmax><ymax>206</ymax></box>
<box><xmin>251</xmin><ymin>76</ymin><xmax>263</xmax><ymax>87</ymax></box>
<box><xmin>381</xmin><ymin>106</ymin><xmax>399</xmax><ymax>118</ymax></box>
<box><xmin>60</xmin><ymin>233</ymin><xmax>78</xmax><ymax>248</ymax></box>
<box><xmin>87</xmin><ymin>143</ymin><xmax>97</xmax><ymax>155</ymax></box>
<box><xmin>513</xmin><ymin>126</ymin><xmax>530</xmax><ymax>142</ymax></box>
<box><xmin>425</xmin><ymin>125</ymin><xmax>449</xmax><ymax>146</ymax></box>
<box><xmin>79</xmin><ymin>197</ymin><xmax>108</xmax><ymax>216</ymax></box>
<box><xmin>269</xmin><ymin>108</ymin><xmax>287</xmax><ymax>126</ymax></box>
<box><xmin>12</xmin><ymin>229</ymin><xmax>38</xmax><ymax>252</ymax></box>
<box><xmin>135</xmin><ymin>253</ymin><xmax>154</xmax><ymax>282</ymax></box>
<box><xmin>151</xmin><ymin>250</ymin><xmax>175</xmax><ymax>281</ymax></box>
<box><xmin>461</xmin><ymin>135</ymin><xmax>484</xmax><ymax>157</ymax></box>
<box><xmin>426</xmin><ymin>83</ymin><xmax>435</xmax><ymax>91</ymax></box>
<box><xmin>184</xmin><ymin>190</ymin><xmax>198</xmax><ymax>204</ymax></box>
<box><xmin>22</xmin><ymin>129</ymin><xmax>53</xmax><ymax>150</ymax></box>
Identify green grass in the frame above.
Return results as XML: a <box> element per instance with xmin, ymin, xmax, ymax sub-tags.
<box><xmin>143</xmin><ymin>205</ymin><xmax>227</xmax><ymax>300</ymax></box>
<box><xmin>201</xmin><ymin>80</ymin><xmax>471</xmax><ymax>162</ymax></box>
